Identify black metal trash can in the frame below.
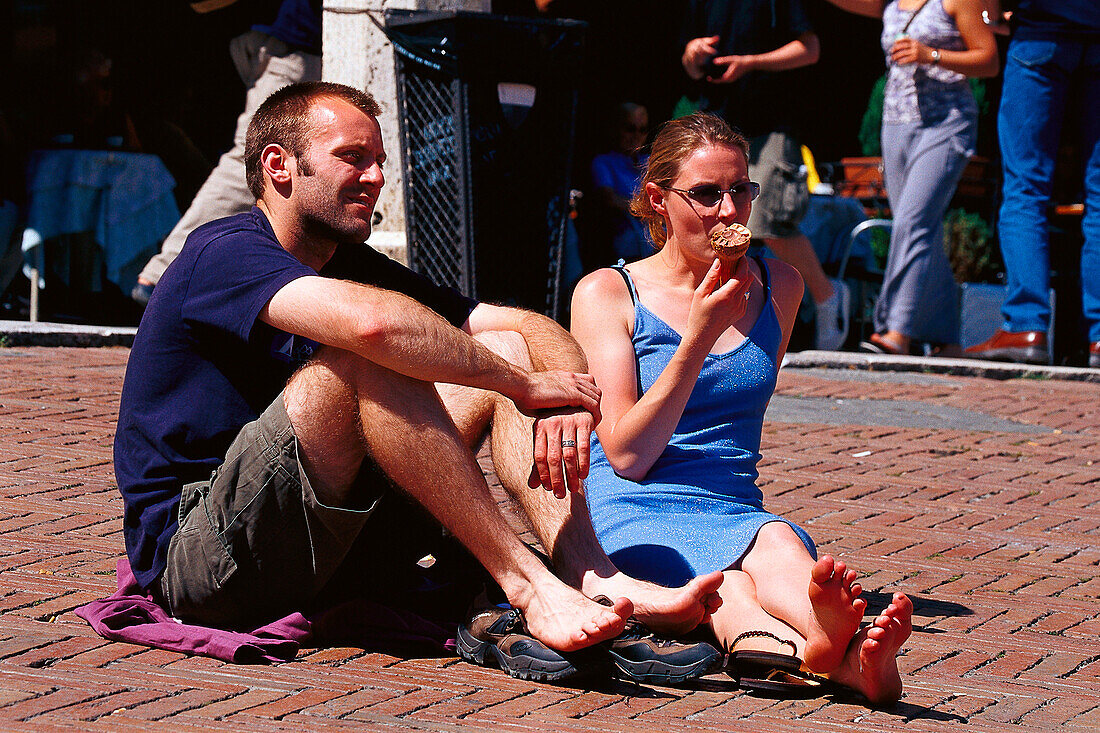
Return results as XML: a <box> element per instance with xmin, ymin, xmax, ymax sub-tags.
<box><xmin>386</xmin><ymin>10</ymin><xmax>585</xmax><ymax>320</ymax></box>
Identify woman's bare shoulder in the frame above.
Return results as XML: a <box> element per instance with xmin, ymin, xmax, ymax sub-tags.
<box><xmin>571</xmin><ymin>267</ymin><xmax>635</xmax><ymax>328</ymax></box>
<box><xmin>942</xmin><ymin>0</ymin><xmax>980</xmax><ymax>19</ymax></box>
<box><xmin>761</xmin><ymin>256</ymin><xmax>801</xmax><ymax>286</ymax></box>
<box><xmin>762</xmin><ymin>257</ymin><xmax>805</xmax><ymax>304</ymax></box>
<box><xmin>573</xmin><ymin>267</ymin><xmax>632</xmax><ymax>307</ymax></box>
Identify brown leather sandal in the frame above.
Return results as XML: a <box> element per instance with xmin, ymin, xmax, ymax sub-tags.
<box><xmin>858</xmin><ymin>332</ymin><xmax>908</xmax><ymax>355</ymax></box>
<box><xmin>726</xmin><ymin>630</ymin><xmax>838</xmax><ymax>698</ymax></box>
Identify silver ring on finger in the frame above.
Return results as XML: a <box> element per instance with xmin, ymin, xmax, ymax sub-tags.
<box><xmin>561</xmin><ymin>439</ymin><xmax>577</xmax><ymax>448</ymax></box>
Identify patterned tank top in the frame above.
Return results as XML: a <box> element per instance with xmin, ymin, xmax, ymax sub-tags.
<box><xmin>881</xmin><ymin>0</ymin><xmax>976</xmax><ymax>124</ymax></box>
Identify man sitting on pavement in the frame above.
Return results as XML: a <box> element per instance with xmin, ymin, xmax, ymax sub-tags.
<box><xmin>113</xmin><ymin>81</ymin><xmax>723</xmax><ymax>679</ymax></box>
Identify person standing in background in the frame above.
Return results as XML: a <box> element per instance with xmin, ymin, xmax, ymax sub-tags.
<box><xmin>131</xmin><ymin>0</ymin><xmax>322</xmax><ymax>305</ymax></box>
<box><xmin>680</xmin><ymin>0</ymin><xmax>852</xmax><ymax>351</ymax></box>
<box><xmin>965</xmin><ymin>1</ymin><xmax>1100</xmax><ymax>366</ymax></box>
<box><xmin>824</xmin><ymin>0</ymin><xmax>997</xmax><ymax>357</ymax></box>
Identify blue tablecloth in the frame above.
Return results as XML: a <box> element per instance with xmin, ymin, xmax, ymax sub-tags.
<box><xmin>22</xmin><ymin>150</ymin><xmax>180</xmax><ymax>294</ymax></box>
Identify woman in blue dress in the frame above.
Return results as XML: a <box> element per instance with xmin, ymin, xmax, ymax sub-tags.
<box><xmin>571</xmin><ymin>113</ymin><xmax>912</xmax><ymax>704</ymax></box>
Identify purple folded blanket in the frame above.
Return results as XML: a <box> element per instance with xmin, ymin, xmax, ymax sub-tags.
<box><xmin>76</xmin><ymin>559</ymin><xmax>456</xmax><ymax>664</ymax></box>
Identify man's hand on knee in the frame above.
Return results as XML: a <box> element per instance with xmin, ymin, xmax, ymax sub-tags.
<box><xmin>527</xmin><ymin>407</ymin><xmax>595</xmax><ymax>499</ymax></box>
<box><xmin>511</xmin><ymin>370</ymin><xmax>601</xmax><ymax>423</ymax></box>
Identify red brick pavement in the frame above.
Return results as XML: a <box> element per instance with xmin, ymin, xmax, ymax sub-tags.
<box><xmin>0</xmin><ymin>347</ymin><xmax>1097</xmax><ymax>730</ymax></box>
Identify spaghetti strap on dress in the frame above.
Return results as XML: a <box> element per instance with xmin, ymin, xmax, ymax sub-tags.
<box><xmin>586</xmin><ymin>258</ymin><xmax>816</xmax><ymax>587</ymax></box>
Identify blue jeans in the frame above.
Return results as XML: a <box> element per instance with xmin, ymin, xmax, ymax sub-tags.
<box><xmin>997</xmin><ymin>36</ymin><xmax>1100</xmax><ymax>342</ymax></box>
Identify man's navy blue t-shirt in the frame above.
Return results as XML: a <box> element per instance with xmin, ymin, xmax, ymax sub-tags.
<box><xmin>114</xmin><ymin>207</ymin><xmax>477</xmax><ymax>590</ymax></box>
<box><xmin>1013</xmin><ymin>1</ymin><xmax>1100</xmax><ymax>39</ymax></box>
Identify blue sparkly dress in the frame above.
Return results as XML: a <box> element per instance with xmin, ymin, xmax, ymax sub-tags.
<box><xmin>585</xmin><ymin>260</ymin><xmax>816</xmax><ymax>587</ymax></box>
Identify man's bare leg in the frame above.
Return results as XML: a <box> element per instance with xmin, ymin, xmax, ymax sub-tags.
<box><xmin>437</xmin><ymin>332</ymin><xmax>723</xmax><ymax>635</ymax></box>
<box><xmin>283</xmin><ymin>347</ymin><xmax>630</xmax><ymax>651</ymax></box>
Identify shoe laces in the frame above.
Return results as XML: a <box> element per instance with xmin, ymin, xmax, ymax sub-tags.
<box><xmin>501</xmin><ymin>607</ymin><xmax>524</xmax><ymax>633</ymax></box>
<box><xmin>620</xmin><ymin>618</ymin><xmax>675</xmax><ymax>647</ymax></box>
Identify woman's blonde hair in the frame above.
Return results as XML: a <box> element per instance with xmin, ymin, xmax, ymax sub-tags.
<box><xmin>629</xmin><ymin>112</ymin><xmax>749</xmax><ymax>248</ymax></box>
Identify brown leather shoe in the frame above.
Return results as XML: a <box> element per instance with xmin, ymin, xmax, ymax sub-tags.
<box><xmin>964</xmin><ymin>329</ymin><xmax>1049</xmax><ymax>365</ymax></box>
<box><xmin>1089</xmin><ymin>341</ymin><xmax>1099</xmax><ymax>368</ymax></box>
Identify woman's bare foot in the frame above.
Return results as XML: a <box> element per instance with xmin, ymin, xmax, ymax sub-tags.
<box><xmin>512</xmin><ymin>579</ymin><xmax>632</xmax><ymax>652</ymax></box>
<box><xmin>580</xmin><ymin>570</ymin><xmax>724</xmax><ymax>635</ymax></box>
<box><xmin>803</xmin><ymin>556</ymin><xmax>866</xmax><ymax>672</ymax></box>
<box><xmin>829</xmin><ymin>592</ymin><xmax>913</xmax><ymax>706</ymax></box>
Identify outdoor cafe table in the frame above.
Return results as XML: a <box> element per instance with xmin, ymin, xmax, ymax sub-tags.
<box><xmin>21</xmin><ymin>149</ymin><xmax>179</xmax><ymax>318</ymax></box>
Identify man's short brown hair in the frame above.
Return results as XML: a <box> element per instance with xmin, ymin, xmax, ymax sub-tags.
<box><xmin>244</xmin><ymin>81</ymin><xmax>382</xmax><ymax>199</ymax></box>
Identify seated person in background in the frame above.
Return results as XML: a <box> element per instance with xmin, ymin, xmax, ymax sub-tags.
<box><xmin>589</xmin><ymin>102</ymin><xmax>653</xmax><ymax>263</ymax></box>
<box><xmin>0</xmin><ymin>110</ymin><xmax>17</xmax><ymax>297</ymax></box>
<box><xmin>113</xmin><ymin>81</ymin><xmax>723</xmax><ymax>674</ymax></box>
<box><xmin>61</xmin><ymin>45</ymin><xmax>213</xmax><ymax>211</ymax></box>
<box><xmin>571</xmin><ymin>113</ymin><xmax>912</xmax><ymax>704</ymax></box>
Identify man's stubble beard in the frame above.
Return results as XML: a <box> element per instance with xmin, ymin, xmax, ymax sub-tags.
<box><xmin>296</xmin><ymin>162</ymin><xmax>374</xmax><ymax>247</ymax></box>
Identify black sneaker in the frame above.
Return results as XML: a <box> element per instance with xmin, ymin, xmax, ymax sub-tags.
<box><xmin>592</xmin><ymin>597</ymin><xmax>722</xmax><ymax>685</ymax></box>
<box><xmin>457</xmin><ymin>604</ymin><xmax>602</xmax><ymax>683</ymax></box>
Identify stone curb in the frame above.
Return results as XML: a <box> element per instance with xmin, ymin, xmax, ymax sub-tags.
<box><xmin>2</xmin><ymin>323</ymin><xmax>1096</xmax><ymax>385</ymax></box>
<box><xmin>784</xmin><ymin>349</ymin><xmax>1100</xmax><ymax>383</ymax></box>
<box><xmin>0</xmin><ymin>319</ymin><xmax>136</xmax><ymax>348</ymax></box>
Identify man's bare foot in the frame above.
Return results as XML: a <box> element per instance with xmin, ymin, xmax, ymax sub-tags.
<box><xmin>829</xmin><ymin>592</ymin><xmax>912</xmax><ymax>706</ymax></box>
<box><xmin>580</xmin><ymin>570</ymin><xmax>724</xmax><ymax>635</ymax></box>
<box><xmin>804</xmin><ymin>556</ymin><xmax>867</xmax><ymax>672</ymax></box>
<box><xmin>513</xmin><ymin>580</ymin><xmax>632</xmax><ymax>652</ymax></box>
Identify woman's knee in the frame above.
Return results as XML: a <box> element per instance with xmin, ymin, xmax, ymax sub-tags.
<box><xmin>743</xmin><ymin>522</ymin><xmax>814</xmax><ymax>571</ymax></box>
<box><xmin>762</xmin><ymin>521</ymin><xmax>812</xmax><ymax>548</ymax></box>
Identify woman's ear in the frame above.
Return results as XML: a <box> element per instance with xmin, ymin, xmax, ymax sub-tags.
<box><xmin>646</xmin><ymin>181</ymin><xmax>668</xmax><ymax>217</ymax></box>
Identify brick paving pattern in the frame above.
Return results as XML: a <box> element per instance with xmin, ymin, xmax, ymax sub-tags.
<box><xmin>0</xmin><ymin>347</ymin><xmax>1097</xmax><ymax>730</ymax></box>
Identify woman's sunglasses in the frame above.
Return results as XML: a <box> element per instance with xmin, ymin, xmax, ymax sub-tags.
<box><xmin>665</xmin><ymin>182</ymin><xmax>761</xmax><ymax>209</ymax></box>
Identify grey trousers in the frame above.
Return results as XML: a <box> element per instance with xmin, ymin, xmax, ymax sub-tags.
<box><xmin>139</xmin><ymin>33</ymin><xmax>321</xmax><ymax>285</ymax></box>
<box><xmin>877</xmin><ymin>108</ymin><xmax>976</xmax><ymax>344</ymax></box>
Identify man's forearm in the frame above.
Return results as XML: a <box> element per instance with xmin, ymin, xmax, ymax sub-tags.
<box><xmin>516</xmin><ymin>310</ymin><xmax>589</xmax><ymax>374</ymax></box>
<box><xmin>748</xmin><ymin>33</ymin><xmax>821</xmax><ymax>71</ymax></box>
<box><xmin>367</xmin><ymin>305</ymin><xmax>530</xmax><ymax>396</ymax></box>
<box><xmin>264</xmin><ymin>276</ymin><xmax>530</xmax><ymax>399</ymax></box>
<box><xmin>357</xmin><ymin>299</ymin><xmax>599</xmax><ymax>421</ymax></box>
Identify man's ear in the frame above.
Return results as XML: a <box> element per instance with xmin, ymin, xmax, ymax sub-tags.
<box><xmin>646</xmin><ymin>181</ymin><xmax>668</xmax><ymax>217</ymax></box>
<box><xmin>261</xmin><ymin>144</ymin><xmax>293</xmax><ymax>187</ymax></box>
